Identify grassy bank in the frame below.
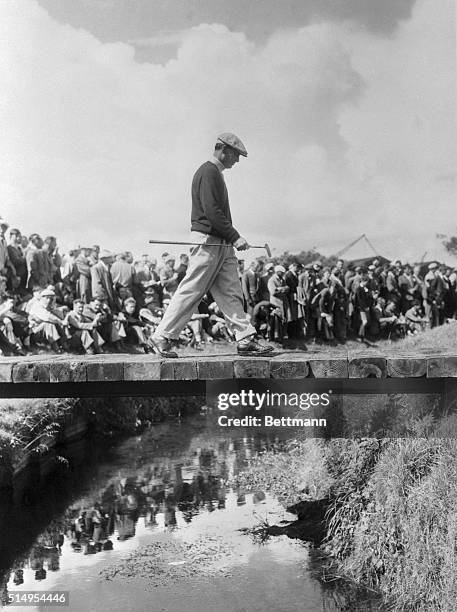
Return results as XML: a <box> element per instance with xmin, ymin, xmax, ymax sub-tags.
<box><xmin>235</xmin><ymin>415</ymin><xmax>457</xmax><ymax>611</ymax></box>
<box><xmin>0</xmin><ymin>395</ymin><xmax>204</xmax><ymax>475</ymax></box>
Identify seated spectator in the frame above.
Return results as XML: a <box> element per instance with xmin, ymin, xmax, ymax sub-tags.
<box><xmin>66</xmin><ymin>299</ymin><xmax>105</xmax><ymax>354</ymax></box>
<box><xmin>118</xmin><ymin>297</ymin><xmax>152</xmax><ymax>353</ymax></box>
<box><xmin>83</xmin><ymin>298</ymin><xmax>125</xmax><ymax>350</ymax></box>
<box><xmin>176</xmin><ymin>253</ymin><xmax>189</xmax><ymax>284</ymax></box>
<box><xmin>0</xmin><ymin>294</ymin><xmax>25</xmax><ymax>355</ymax></box>
<box><xmin>405</xmin><ymin>300</ymin><xmax>428</xmax><ymax>334</ymax></box>
<box><xmin>29</xmin><ymin>287</ymin><xmax>68</xmax><ymax>352</ymax></box>
<box><xmin>185</xmin><ymin>312</ymin><xmax>210</xmax><ymax>349</ymax></box>
<box><xmin>160</xmin><ymin>256</ymin><xmax>179</xmax><ymax>300</ymax></box>
<box><xmin>0</xmin><ymin>291</ymin><xmax>29</xmax><ymax>350</ymax></box>
<box><xmin>369</xmin><ymin>296</ymin><xmax>405</xmax><ymax>339</ymax></box>
<box><xmin>208</xmin><ymin>301</ymin><xmax>234</xmax><ymax>341</ymax></box>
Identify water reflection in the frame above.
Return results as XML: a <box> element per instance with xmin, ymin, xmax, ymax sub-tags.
<box><xmin>1</xmin><ymin>419</ymin><xmax>293</xmax><ymax>601</ymax></box>
<box><xmin>0</xmin><ymin>411</ymin><xmax>381</xmax><ymax>611</ymax></box>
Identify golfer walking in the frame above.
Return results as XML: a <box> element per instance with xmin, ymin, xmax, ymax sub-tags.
<box><xmin>151</xmin><ymin>132</ymin><xmax>274</xmax><ymax>358</ymax></box>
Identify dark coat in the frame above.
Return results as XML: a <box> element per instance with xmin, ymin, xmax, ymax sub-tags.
<box><xmin>91</xmin><ymin>262</ymin><xmax>117</xmax><ymax>310</ymax></box>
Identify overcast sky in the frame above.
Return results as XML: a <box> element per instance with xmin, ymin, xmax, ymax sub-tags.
<box><xmin>0</xmin><ymin>0</ymin><xmax>455</xmax><ymax>262</ymax></box>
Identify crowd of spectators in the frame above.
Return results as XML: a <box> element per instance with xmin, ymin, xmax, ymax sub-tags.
<box><xmin>243</xmin><ymin>256</ymin><xmax>457</xmax><ymax>346</ymax></box>
<box><xmin>0</xmin><ymin>215</ymin><xmax>455</xmax><ymax>355</ymax></box>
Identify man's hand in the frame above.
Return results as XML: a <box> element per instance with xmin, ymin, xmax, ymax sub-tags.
<box><xmin>233</xmin><ymin>236</ymin><xmax>249</xmax><ymax>251</ymax></box>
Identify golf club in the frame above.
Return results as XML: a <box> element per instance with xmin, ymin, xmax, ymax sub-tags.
<box><xmin>149</xmin><ymin>240</ymin><xmax>272</xmax><ymax>258</ymax></box>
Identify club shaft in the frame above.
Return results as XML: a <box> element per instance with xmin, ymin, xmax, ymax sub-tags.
<box><xmin>149</xmin><ymin>240</ymin><xmax>266</xmax><ymax>249</ymax></box>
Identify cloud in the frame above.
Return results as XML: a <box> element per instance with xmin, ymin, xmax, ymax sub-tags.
<box><xmin>38</xmin><ymin>0</ymin><xmax>418</xmax><ymax>45</ymax></box>
<box><xmin>0</xmin><ymin>0</ymin><xmax>454</xmax><ymax>263</ymax></box>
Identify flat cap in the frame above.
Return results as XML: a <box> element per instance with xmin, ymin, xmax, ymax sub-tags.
<box><xmin>99</xmin><ymin>249</ymin><xmax>114</xmax><ymax>260</ymax></box>
<box><xmin>274</xmin><ymin>265</ymin><xmax>286</xmax><ymax>273</ymax></box>
<box><xmin>217</xmin><ymin>132</ymin><xmax>248</xmax><ymax>157</ymax></box>
<box><xmin>428</xmin><ymin>262</ymin><xmax>438</xmax><ymax>270</ymax></box>
<box><xmin>41</xmin><ymin>288</ymin><xmax>55</xmax><ymax>297</ymax></box>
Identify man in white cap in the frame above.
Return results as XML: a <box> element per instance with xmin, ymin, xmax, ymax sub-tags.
<box><xmin>29</xmin><ymin>288</ymin><xmax>67</xmax><ymax>352</ymax></box>
<box><xmin>90</xmin><ymin>250</ymin><xmax>118</xmax><ymax>312</ymax></box>
<box><xmin>151</xmin><ymin>132</ymin><xmax>274</xmax><ymax>357</ymax></box>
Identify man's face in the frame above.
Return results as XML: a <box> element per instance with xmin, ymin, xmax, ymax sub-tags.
<box><xmin>43</xmin><ymin>239</ymin><xmax>56</xmax><ymax>253</ymax></box>
<box><xmin>74</xmin><ymin>302</ymin><xmax>84</xmax><ymax>315</ymax></box>
<box><xmin>33</xmin><ymin>235</ymin><xmax>43</xmax><ymax>249</ymax></box>
<box><xmin>125</xmin><ymin>302</ymin><xmax>136</xmax><ymax>315</ymax></box>
<box><xmin>222</xmin><ymin>147</ymin><xmax>240</xmax><ymax>169</ymax></box>
<box><xmin>0</xmin><ymin>224</ymin><xmax>8</xmax><ymax>238</ymax></box>
<box><xmin>91</xmin><ymin>300</ymin><xmax>102</xmax><ymax>312</ymax></box>
<box><xmin>41</xmin><ymin>295</ymin><xmax>53</xmax><ymax>308</ymax></box>
<box><xmin>10</xmin><ymin>232</ymin><xmax>21</xmax><ymax>245</ymax></box>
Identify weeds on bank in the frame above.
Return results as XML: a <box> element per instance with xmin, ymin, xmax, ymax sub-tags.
<box><xmin>320</xmin><ymin>435</ymin><xmax>457</xmax><ymax>611</ymax></box>
<box><xmin>236</xmin><ymin>401</ymin><xmax>457</xmax><ymax>611</ymax></box>
<box><xmin>0</xmin><ymin>398</ymin><xmax>75</xmax><ymax>459</ymax></box>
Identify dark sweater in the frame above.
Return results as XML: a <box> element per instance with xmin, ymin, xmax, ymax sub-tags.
<box><xmin>191</xmin><ymin>161</ymin><xmax>240</xmax><ymax>243</ymax></box>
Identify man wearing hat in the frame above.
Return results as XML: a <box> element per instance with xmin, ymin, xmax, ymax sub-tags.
<box><xmin>424</xmin><ymin>262</ymin><xmax>445</xmax><ymax>327</ymax></box>
<box><xmin>91</xmin><ymin>250</ymin><xmax>118</xmax><ymax>311</ymax></box>
<box><xmin>151</xmin><ymin>132</ymin><xmax>274</xmax><ymax>357</ymax></box>
<box><xmin>257</xmin><ymin>262</ymin><xmax>274</xmax><ymax>302</ymax></box>
<box><xmin>29</xmin><ymin>288</ymin><xmax>67</xmax><ymax>352</ymax></box>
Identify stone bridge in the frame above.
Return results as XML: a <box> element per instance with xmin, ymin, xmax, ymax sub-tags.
<box><xmin>0</xmin><ymin>349</ymin><xmax>456</xmax><ymax>398</ymax></box>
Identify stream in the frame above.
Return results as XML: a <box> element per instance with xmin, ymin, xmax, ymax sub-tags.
<box><xmin>0</xmin><ymin>405</ymin><xmax>381</xmax><ymax>611</ymax></box>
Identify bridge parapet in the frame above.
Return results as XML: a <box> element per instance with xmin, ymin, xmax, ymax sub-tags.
<box><xmin>0</xmin><ymin>350</ymin><xmax>456</xmax><ymax>385</ymax></box>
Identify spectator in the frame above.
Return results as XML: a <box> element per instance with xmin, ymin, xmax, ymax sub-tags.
<box><xmin>75</xmin><ymin>246</ymin><xmax>92</xmax><ymax>303</ymax></box>
<box><xmin>242</xmin><ymin>260</ymin><xmax>261</xmax><ymax>316</ymax></box>
<box><xmin>7</xmin><ymin>228</ymin><xmax>26</xmax><ymax>292</ymax></box>
<box><xmin>29</xmin><ymin>287</ymin><xmax>68</xmax><ymax>353</ymax></box>
<box><xmin>267</xmin><ymin>265</ymin><xmax>289</xmax><ymax>343</ymax></box>
<box><xmin>111</xmin><ymin>252</ymin><xmax>135</xmax><ymax>301</ymax></box>
<box><xmin>159</xmin><ymin>255</ymin><xmax>179</xmax><ymax>301</ymax></box>
<box><xmin>67</xmin><ymin>298</ymin><xmax>105</xmax><ymax>354</ymax></box>
<box><xmin>176</xmin><ymin>253</ymin><xmax>189</xmax><ymax>284</ymax></box>
<box><xmin>91</xmin><ymin>250</ymin><xmax>118</xmax><ymax>312</ymax></box>
<box><xmin>257</xmin><ymin>262</ymin><xmax>274</xmax><ymax>302</ymax></box>
<box><xmin>42</xmin><ymin>236</ymin><xmax>61</xmax><ymax>285</ymax></box>
<box><xmin>26</xmin><ymin>233</ymin><xmax>47</xmax><ymax>290</ymax></box>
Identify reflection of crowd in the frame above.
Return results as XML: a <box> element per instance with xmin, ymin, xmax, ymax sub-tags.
<box><xmin>0</xmin><ymin>214</ymin><xmax>454</xmax><ymax>354</ymax></box>
<box><xmin>2</xmin><ymin>436</ymin><xmax>273</xmax><ymax>595</ymax></box>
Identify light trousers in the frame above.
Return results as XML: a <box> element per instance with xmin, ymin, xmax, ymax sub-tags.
<box><xmin>154</xmin><ymin>234</ymin><xmax>256</xmax><ymax>342</ymax></box>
